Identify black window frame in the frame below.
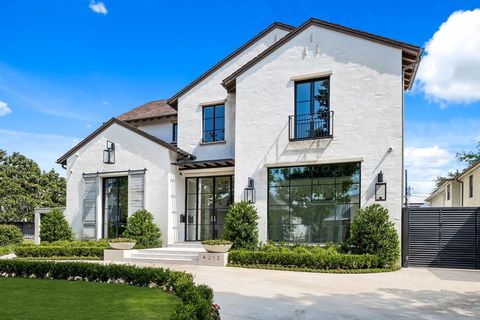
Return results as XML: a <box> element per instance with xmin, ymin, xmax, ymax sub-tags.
<box><xmin>293</xmin><ymin>77</ymin><xmax>331</xmax><ymax>140</ymax></box>
<box><xmin>267</xmin><ymin>162</ymin><xmax>361</xmax><ymax>244</ymax></box>
<box><xmin>202</xmin><ymin>104</ymin><xmax>225</xmax><ymax>143</ymax></box>
<box><xmin>172</xmin><ymin>122</ymin><xmax>178</xmax><ymax>144</ymax></box>
<box><xmin>469</xmin><ymin>175</ymin><xmax>473</xmax><ymax>198</ymax></box>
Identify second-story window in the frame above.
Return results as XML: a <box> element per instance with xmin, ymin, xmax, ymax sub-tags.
<box><xmin>202</xmin><ymin>104</ymin><xmax>225</xmax><ymax>143</ymax></box>
<box><xmin>172</xmin><ymin>123</ymin><xmax>177</xmax><ymax>144</ymax></box>
<box><xmin>294</xmin><ymin>77</ymin><xmax>330</xmax><ymax>140</ymax></box>
<box><xmin>447</xmin><ymin>184</ymin><xmax>451</xmax><ymax>200</ymax></box>
<box><xmin>469</xmin><ymin>175</ymin><xmax>473</xmax><ymax>198</ymax></box>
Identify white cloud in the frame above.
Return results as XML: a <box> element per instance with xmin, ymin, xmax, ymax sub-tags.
<box><xmin>0</xmin><ymin>100</ymin><xmax>11</xmax><ymax>116</ymax></box>
<box><xmin>405</xmin><ymin>146</ymin><xmax>458</xmax><ymax>194</ymax></box>
<box><xmin>416</xmin><ymin>9</ymin><xmax>480</xmax><ymax>104</ymax></box>
<box><xmin>89</xmin><ymin>1</ymin><xmax>108</xmax><ymax>15</ymax></box>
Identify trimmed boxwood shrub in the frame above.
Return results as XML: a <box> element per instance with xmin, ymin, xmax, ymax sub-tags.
<box><xmin>123</xmin><ymin>209</ymin><xmax>162</xmax><ymax>248</ymax></box>
<box><xmin>40</xmin><ymin>208</ymin><xmax>73</xmax><ymax>242</ymax></box>
<box><xmin>224</xmin><ymin>201</ymin><xmax>259</xmax><ymax>249</ymax></box>
<box><xmin>228</xmin><ymin>246</ymin><xmax>380</xmax><ymax>270</ymax></box>
<box><xmin>14</xmin><ymin>240</ymin><xmax>110</xmax><ymax>259</ymax></box>
<box><xmin>347</xmin><ymin>204</ymin><xmax>400</xmax><ymax>267</ymax></box>
<box><xmin>0</xmin><ymin>224</ymin><xmax>23</xmax><ymax>246</ymax></box>
<box><xmin>14</xmin><ymin>245</ymin><xmax>105</xmax><ymax>259</ymax></box>
<box><xmin>0</xmin><ymin>260</ymin><xmax>216</xmax><ymax>320</ymax></box>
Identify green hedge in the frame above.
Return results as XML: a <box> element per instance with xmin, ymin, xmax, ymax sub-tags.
<box><xmin>14</xmin><ymin>246</ymin><xmax>105</xmax><ymax>258</ymax></box>
<box><xmin>0</xmin><ymin>260</ymin><xmax>216</xmax><ymax>320</ymax></box>
<box><xmin>14</xmin><ymin>240</ymin><xmax>110</xmax><ymax>259</ymax></box>
<box><xmin>228</xmin><ymin>246</ymin><xmax>381</xmax><ymax>270</ymax></box>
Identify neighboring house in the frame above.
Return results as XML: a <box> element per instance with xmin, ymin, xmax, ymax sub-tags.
<box><xmin>406</xmin><ymin>193</ymin><xmax>431</xmax><ymax>208</ymax></box>
<box><xmin>57</xmin><ymin>18</ymin><xmax>422</xmax><ymax>245</ymax></box>
<box><xmin>426</xmin><ymin>160</ymin><xmax>480</xmax><ymax>207</ymax></box>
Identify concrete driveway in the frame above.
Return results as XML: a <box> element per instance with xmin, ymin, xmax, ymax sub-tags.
<box><xmin>159</xmin><ymin>265</ymin><xmax>480</xmax><ymax>320</ymax></box>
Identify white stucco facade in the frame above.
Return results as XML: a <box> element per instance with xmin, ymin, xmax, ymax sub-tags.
<box><xmin>64</xmin><ymin>123</ymin><xmax>178</xmax><ymax>245</ymax></box>
<box><xmin>234</xmin><ymin>25</ymin><xmax>404</xmax><ymax>240</ymax></box>
<box><xmin>60</xmin><ymin>20</ymin><xmax>419</xmax><ymax>246</ymax></box>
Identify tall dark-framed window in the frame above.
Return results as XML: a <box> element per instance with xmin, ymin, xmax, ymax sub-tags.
<box><xmin>447</xmin><ymin>184</ymin><xmax>451</xmax><ymax>200</ymax></box>
<box><xmin>172</xmin><ymin>123</ymin><xmax>178</xmax><ymax>144</ymax></box>
<box><xmin>469</xmin><ymin>175</ymin><xmax>473</xmax><ymax>198</ymax></box>
<box><xmin>294</xmin><ymin>77</ymin><xmax>330</xmax><ymax>139</ymax></box>
<box><xmin>202</xmin><ymin>104</ymin><xmax>225</xmax><ymax>143</ymax></box>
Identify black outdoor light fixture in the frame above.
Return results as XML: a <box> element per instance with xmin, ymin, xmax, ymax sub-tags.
<box><xmin>375</xmin><ymin>170</ymin><xmax>387</xmax><ymax>201</ymax></box>
<box><xmin>103</xmin><ymin>141</ymin><xmax>115</xmax><ymax>164</ymax></box>
<box><xmin>244</xmin><ymin>177</ymin><xmax>256</xmax><ymax>203</ymax></box>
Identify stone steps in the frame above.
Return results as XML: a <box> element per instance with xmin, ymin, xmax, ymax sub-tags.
<box><xmin>122</xmin><ymin>243</ymin><xmax>205</xmax><ymax>265</ymax></box>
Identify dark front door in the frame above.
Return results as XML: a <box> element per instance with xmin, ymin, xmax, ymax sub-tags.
<box><xmin>102</xmin><ymin>176</ymin><xmax>128</xmax><ymax>239</ymax></box>
<box><xmin>185</xmin><ymin>176</ymin><xmax>233</xmax><ymax>241</ymax></box>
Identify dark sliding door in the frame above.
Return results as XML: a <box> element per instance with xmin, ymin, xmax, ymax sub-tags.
<box><xmin>103</xmin><ymin>176</ymin><xmax>128</xmax><ymax>238</ymax></box>
<box><xmin>185</xmin><ymin>176</ymin><xmax>233</xmax><ymax>241</ymax></box>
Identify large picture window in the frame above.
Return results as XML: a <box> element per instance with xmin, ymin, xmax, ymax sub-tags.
<box><xmin>268</xmin><ymin>162</ymin><xmax>360</xmax><ymax>243</ymax></box>
<box><xmin>202</xmin><ymin>104</ymin><xmax>225</xmax><ymax>143</ymax></box>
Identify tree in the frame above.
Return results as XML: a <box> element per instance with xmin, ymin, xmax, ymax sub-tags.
<box><xmin>433</xmin><ymin>170</ymin><xmax>460</xmax><ymax>191</ymax></box>
<box><xmin>456</xmin><ymin>141</ymin><xmax>480</xmax><ymax>166</ymax></box>
<box><xmin>123</xmin><ymin>209</ymin><xmax>162</xmax><ymax>248</ymax></box>
<box><xmin>224</xmin><ymin>201</ymin><xmax>259</xmax><ymax>249</ymax></box>
<box><xmin>0</xmin><ymin>149</ymin><xmax>66</xmax><ymax>222</ymax></box>
<box><xmin>40</xmin><ymin>208</ymin><xmax>73</xmax><ymax>242</ymax></box>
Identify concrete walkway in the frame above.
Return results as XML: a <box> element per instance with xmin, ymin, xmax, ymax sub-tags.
<box><xmin>127</xmin><ymin>263</ymin><xmax>480</xmax><ymax>320</ymax></box>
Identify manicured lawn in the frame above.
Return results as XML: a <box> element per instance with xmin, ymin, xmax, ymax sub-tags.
<box><xmin>0</xmin><ymin>277</ymin><xmax>180</xmax><ymax>320</ymax></box>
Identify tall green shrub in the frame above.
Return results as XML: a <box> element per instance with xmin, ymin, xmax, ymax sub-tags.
<box><xmin>40</xmin><ymin>208</ymin><xmax>73</xmax><ymax>242</ymax></box>
<box><xmin>0</xmin><ymin>224</ymin><xmax>23</xmax><ymax>246</ymax></box>
<box><xmin>224</xmin><ymin>201</ymin><xmax>259</xmax><ymax>249</ymax></box>
<box><xmin>348</xmin><ymin>204</ymin><xmax>399</xmax><ymax>267</ymax></box>
<box><xmin>123</xmin><ymin>209</ymin><xmax>162</xmax><ymax>248</ymax></box>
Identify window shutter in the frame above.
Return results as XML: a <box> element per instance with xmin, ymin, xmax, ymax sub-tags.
<box><xmin>82</xmin><ymin>176</ymin><xmax>97</xmax><ymax>240</ymax></box>
<box><xmin>129</xmin><ymin>172</ymin><xmax>145</xmax><ymax>215</ymax></box>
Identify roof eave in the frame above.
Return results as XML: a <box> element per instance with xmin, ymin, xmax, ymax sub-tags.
<box><xmin>167</xmin><ymin>21</ymin><xmax>295</xmax><ymax>105</ymax></box>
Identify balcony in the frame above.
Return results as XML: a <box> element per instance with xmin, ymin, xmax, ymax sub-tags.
<box><xmin>288</xmin><ymin>111</ymin><xmax>333</xmax><ymax>141</ymax></box>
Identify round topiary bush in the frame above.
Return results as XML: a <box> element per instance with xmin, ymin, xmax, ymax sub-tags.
<box><xmin>0</xmin><ymin>224</ymin><xmax>23</xmax><ymax>246</ymax></box>
<box><xmin>224</xmin><ymin>201</ymin><xmax>259</xmax><ymax>249</ymax></box>
<box><xmin>348</xmin><ymin>204</ymin><xmax>400</xmax><ymax>267</ymax></box>
<box><xmin>40</xmin><ymin>208</ymin><xmax>73</xmax><ymax>242</ymax></box>
<box><xmin>123</xmin><ymin>209</ymin><xmax>162</xmax><ymax>248</ymax></box>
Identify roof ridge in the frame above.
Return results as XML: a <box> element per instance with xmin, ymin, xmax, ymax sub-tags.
<box><xmin>56</xmin><ymin>118</ymin><xmax>194</xmax><ymax>165</ymax></box>
<box><xmin>222</xmin><ymin>17</ymin><xmax>422</xmax><ymax>90</ymax></box>
<box><xmin>167</xmin><ymin>21</ymin><xmax>295</xmax><ymax>105</ymax></box>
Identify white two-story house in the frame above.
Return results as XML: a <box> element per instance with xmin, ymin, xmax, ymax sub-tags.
<box><xmin>57</xmin><ymin>18</ymin><xmax>421</xmax><ymax>245</ymax></box>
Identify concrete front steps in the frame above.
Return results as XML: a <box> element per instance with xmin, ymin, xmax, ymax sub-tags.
<box><xmin>122</xmin><ymin>242</ymin><xmax>206</xmax><ymax>265</ymax></box>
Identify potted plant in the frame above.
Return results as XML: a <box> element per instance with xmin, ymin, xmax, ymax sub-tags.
<box><xmin>108</xmin><ymin>238</ymin><xmax>136</xmax><ymax>250</ymax></box>
<box><xmin>201</xmin><ymin>240</ymin><xmax>233</xmax><ymax>253</ymax></box>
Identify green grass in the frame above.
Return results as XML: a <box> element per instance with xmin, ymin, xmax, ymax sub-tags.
<box><xmin>0</xmin><ymin>277</ymin><xmax>180</xmax><ymax>320</ymax></box>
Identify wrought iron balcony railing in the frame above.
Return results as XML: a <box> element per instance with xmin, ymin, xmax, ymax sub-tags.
<box><xmin>288</xmin><ymin>111</ymin><xmax>333</xmax><ymax>141</ymax></box>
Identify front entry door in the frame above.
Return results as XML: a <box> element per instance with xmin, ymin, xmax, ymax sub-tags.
<box><xmin>185</xmin><ymin>176</ymin><xmax>233</xmax><ymax>241</ymax></box>
<box><xmin>102</xmin><ymin>176</ymin><xmax>128</xmax><ymax>239</ymax></box>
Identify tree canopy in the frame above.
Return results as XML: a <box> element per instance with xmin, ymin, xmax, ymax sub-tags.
<box><xmin>0</xmin><ymin>149</ymin><xmax>65</xmax><ymax>222</ymax></box>
<box><xmin>434</xmin><ymin>141</ymin><xmax>480</xmax><ymax>191</ymax></box>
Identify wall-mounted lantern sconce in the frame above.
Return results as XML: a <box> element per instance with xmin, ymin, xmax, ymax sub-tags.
<box><xmin>244</xmin><ymin>177</ymin><xmax>256</xmax><ymax>203</ymax></box>
<box><xmin>103</xmin><ymin>141</ymin><xmax>115</xmax><ymax>164</ymax></box>
<box><xmin>375</xmin><ymin>170</ymin><xmax>386</xmax><ymax>201</ymax></box>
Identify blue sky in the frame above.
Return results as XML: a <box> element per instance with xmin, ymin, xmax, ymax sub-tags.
<box><xmin>0</xmin><ymin>1</ymin><xmax>479</xmax><ymax>194</ymax></box>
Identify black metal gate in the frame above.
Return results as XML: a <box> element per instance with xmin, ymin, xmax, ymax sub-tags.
<box><xmin>403</xmin><ymin>207</ymin><xmax>480</xmax><ymax>269</ymax></box>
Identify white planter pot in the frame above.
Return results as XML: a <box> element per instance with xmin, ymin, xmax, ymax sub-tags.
<box><xmin>202</xmin><ymin>244</ymin><xmax>232</xmax><ymax>253</ymax></box>
<box><xmin>109</xmin><ymin>242</ymin><xmax>136</xmax><ymax>250</ymax></box>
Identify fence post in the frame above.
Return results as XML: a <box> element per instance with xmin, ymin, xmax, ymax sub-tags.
<box><xmin>402</xmin><ymin>207</ymin><xmax>409</xmax><ymax>267</ymax></box>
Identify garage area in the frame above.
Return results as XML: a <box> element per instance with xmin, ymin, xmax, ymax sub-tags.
<box><xmin>403</xmin><ymin>207</ymin><xmax>480</xmax><ymax>269</ymax></box>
